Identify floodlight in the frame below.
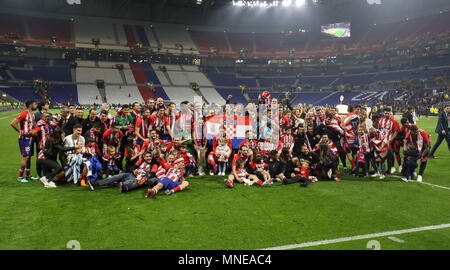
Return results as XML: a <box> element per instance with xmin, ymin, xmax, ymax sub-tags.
<box><xmin>282</xmin><ymin>0</ymin><xmax>292</xmax><ymax>7</ymax></box>
<box><xmin>296</xmin><ymin>0</ymin><xmax>305</xmax><ymax>7</ymax></box>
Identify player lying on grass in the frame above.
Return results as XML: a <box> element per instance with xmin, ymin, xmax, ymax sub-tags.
<box><xmin>145</xmin><ymin>157</ymin><xmax>189</xmax><ymax>198</ymax></box>
<box><xmin>89</xmin><ymin>151</ymin><xmax>158</xmax><ymax>192</ymax></box>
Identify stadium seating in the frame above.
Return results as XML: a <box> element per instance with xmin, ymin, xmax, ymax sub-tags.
<box><xmin>0</xmin><ymin>69</ymin><xmax>11</xmax><ymax>80</ymax></box>
<box><xmin>190</xmin><ymin>30</ymin><xmax>229</xmax><ymax>52</ymax></box>
<box><xmin>25</xmin><ymin>17</ymin><xmax>72</xmax><ymax>43</ymax></box>
<box><xmin>199</xmin><ymin>88</ymin><xmax>226</xmax><ymax>105</ymax></box>
<box><xmin>74</xmin><ymin>18</ymin><xmax>117</xmax><ymax>44</ymax></box>
<box><xmin>0</xmin><ymin>13</ymin><xmax>26</xmax><ymax>39</ymax></box>
<box><xmin>280</xmin><ymin>33</ymin><xmax>308</xmax><ymax>52</ymax></box>
<box><xmin>105</xmin><ymin>85</ymin><xmax>144</xmax><ymax>104</ymax></box>
<box><xmin>49</xmin><ymin>85</ymin><xmax>78</xmax><ymax>104</ymax></box>
<box><xmin>76</xmin><ymin>67</ymin><xmax>123</xmax><ymax>84</ymax></box>
<box><xmin>77</xmin><ymin>84</ymin><xmax>102</xmax><ymax>105</ymax></box>
<box><xmin>291</xmin><ymin>92</ymin><xmax>331</xmax><ymax>105</ymax></box>
<box><xmin>162</xmin><ymin>86</ymin><xmax>201</xmax><ymax>104</ymax></box>
<box><xmin>254</xmin><ymin>33</ymin><xmax>281</xmax><ymax>52</ymax></box>
<box><xmin>215</xmin><ymin>88</ymin><xmax>247</xmax><ymax>105</ymax></box>
<box><xmin>227</xmin><ymin>32</ymin><xmax>254</xmax><ymax>53</ymax></box>
<box><xmin>154</xmin><ymin>24</ymin><xmax>197</xmax><ymax>51</ymax></box>
<box><xmin>1</xmin><ymin>86</ymin><xmax>41</xmax><ymax>102</ymax></box>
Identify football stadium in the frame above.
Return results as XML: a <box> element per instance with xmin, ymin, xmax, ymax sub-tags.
<box><xmin>0</xmin><ymin>0</ymin><xmax>449</xmax><ymax>255</ymax></box>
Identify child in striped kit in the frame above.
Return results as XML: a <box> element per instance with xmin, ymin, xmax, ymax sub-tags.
<box><xmin>215</xmin><ymin>138</ymin><xmax>231</xmax><ymax>176</ymax></box>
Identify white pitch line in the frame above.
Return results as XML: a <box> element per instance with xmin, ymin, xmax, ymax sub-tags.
<box><xmin>416</xmin><ymin>181</ymin><xmax>450</xmax><ymax>190</ymax></box>
<box><xmin>390</xmin><ymin>175</ymin><xmax>450</xmax><ymax>191</ymax></box>
<box><xmin>260</xmin><ymin>223</ymin><xmax>450</xmax><ymax>250</ymax></box>
<box><xmin>388</xmin><ymin>236</ymin><xmax>405</xmax><ymax>243</ymax></box>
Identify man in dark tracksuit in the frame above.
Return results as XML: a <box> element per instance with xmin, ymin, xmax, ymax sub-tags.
<box><xmin>429</xmin><ymin>105</ymin><xmax>450</xmax><ymax>158</ymax></box>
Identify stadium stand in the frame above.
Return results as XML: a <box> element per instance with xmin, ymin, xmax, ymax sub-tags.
<box><xmin>25</xmin><ymin>17</ymin><xmax>72</xmax><ymax>43</ymax></box>
<box><xmin>190</xmin><ymin>30</ymin><xmax>229</xmax><ymax>52</ymax></box>
<box><xmin>105</xmin><ymin>85</ymin><xmax>144</xmax><ymax>104</ymax></box>
<box><xmin>162</xmin><ymin>86</ymin><xmax>201</xmax><ymax>104</ymax></box>
<box><xmin>74</xmin><ymin>18</ymin><xmax>117</xmax><ymax>44</ymax></box>
<box><xmin>0</xmin><ymin>13</ymin><xmax>27</xmax><ymax>39</ymax></box>
<box><xmin>77</xmin><ymin>84</ymin><xmax>102</xmax><ymax>105</ymax></box>
<box><xmin>154</xmin><ymin>24</ymin><xmax>198</xmax><ymax>52</ymax></box>
<box><xmin>227</xmin><ymin>32</ymin><xmax>254</xmax><ymax>53</ymax></box>
<box><xmin>199</xmin><ymin>88</ymin><xmax>226</xmax><ymax>105</ymax></box>
<box><xmin>76</xmin><ymin>67</ymin><xmax>123</xmax><ymax>84</ymax></box>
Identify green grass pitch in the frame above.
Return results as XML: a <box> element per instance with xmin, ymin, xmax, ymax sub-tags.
<box><xmin>0</xmin><ymin>110</ymin><xmax>449</xmax><ymax>250</ymax></box>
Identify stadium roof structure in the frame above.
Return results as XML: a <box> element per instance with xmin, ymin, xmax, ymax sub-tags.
<box><xmin>0</xmin><ymin>0</ymin><xmax>449</xmax><ymax>27</ymax></box>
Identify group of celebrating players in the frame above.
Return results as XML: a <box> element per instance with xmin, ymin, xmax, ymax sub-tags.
<box><xmin>10</xmin><ymin>92</ymin><xmax>433</xmax><ymax>199</ymax></box>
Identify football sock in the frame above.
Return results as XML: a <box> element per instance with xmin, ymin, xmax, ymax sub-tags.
<box><xmin>25</xmin><ymin>169</ymin><xmax>31</xmax><ymax>177</ymax></box>
<box><xmin>18</xmin><ymin>168</ymin><xmax>24</xmax><ymax>178</ymax></box>
<box><xmin>172</xmin><ymin>186</ymin><xmax>182</xmax><ymax>193</ymax></box>
<box><xmin>350</xmin><ymin>159</ymin><xmax>356</xmax><ymax>168</ymax></box>
<box><xmin>256</xmin><ymin>180</ymin><xmax>264</xmax><ymax>186</ymax></box>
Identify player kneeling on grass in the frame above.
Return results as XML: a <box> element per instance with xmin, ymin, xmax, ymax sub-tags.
<box><xmin>402</xmin><ymin>144</ymin><xmax>421</xmax><ymax>182</ymax></box>
<box><xmin>37</xmin><ymin>128</ymin><xmax>82</xmax><ymax>188</ymax></box>
<box><xmin>146</xmin><ymin>157</ymin><xmax>189</xmax><ymax>198</ymax></box>
<box><xmin>224</xmin><ymin>158</ymin><xmax>266</xmax><ymax>188</ymax></box>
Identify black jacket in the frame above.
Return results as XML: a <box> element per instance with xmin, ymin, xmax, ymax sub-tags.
<box><xmin>267</xmin><ymin>158</ymin><xmax>283</xmax><ymax>177</ymax></box>
<box><xmin>435</xmin><ymin>110</ymin><xmax>448</xmax><ymax>134</ymax></box>
<box><xmin>42</xmin><ymin>141</ymin><xmax>76</xmax><ymax>162</ymax></box>
<box><xmin>82</xmin><ymin>117</ymin><xmax>101</xmax><ymax>134</ymax></box>
<box><xmin>298</xmin><ymin>151</ymin><xmax>319</xmax><ymax>165</ymax></box>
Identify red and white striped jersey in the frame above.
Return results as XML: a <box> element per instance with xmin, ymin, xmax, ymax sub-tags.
<box><xmin>313</xmin><ymin>139</ymin><xmax>339</xmax><ymax>157</ymax></box>
<box><xmin>327</xmin><ymin>118</ymin><xmax>344</xmax><ymax>135</ymax></box>
<box><xmin>134</xmin><ymin>159</ymin><xmax>152</xmax><ymax>178</ymax></box>
<box><xmin>103</xmin><ymin>153</ymin><xmax>120</xmax><ymax>167</ymax></box>
<box><xmin>251</xmin><ymin>161</ymin><xmax>268</xmax><ymax>171</ymax></box>
<box><xmin>370</xmin><ymin>131</ymin><xmax>390</xmax><ymax>160</ymax></box>
<box><xmin>135</xmin><ymin>116</ymin><xmax>151</xmax><ymax>139</ymax></box>
<box><xmin>125</xmin><ymin>144</ymin><xmax>141</xmax><ymax>158</ymax></box>
<box><xmin>216</xmin><ymin>145</ymin><xmax>231</xmax><ymax>162</ymax></box>
<box><xmin>343</xmin><ymin>112</ymin><xmax>359</xmax><ymax>147</ymax></box>
<box><xmin>357</xmin><ymin>133</ymin><xmax>370</xmax><ymax>153</ymax></box>
<box><xmin>142</xmin><ymin>139</ymin><xmax>162</xmax><ymax>153</ymax></box>
<box><xmin>405</xmin><ymin>129</ymin><xmax>430</xmax><ymax>153</ymax></box>
<box><xmin>102</xmin><ymin>129</ymin><xmax>123</xmax><ymax>147</ymax></box>
<box><xmin>239</xmin><ymin>139</ymin><xmax>257</xmax><ymax>149</ymax></box>
<box><xmin>212</xmin><ymin>134</ymin><xmax>232</xmax><ymax>152</ymax></box>
<box><xmin>164</xmin><ymin>167</ymin><xmax>184</xmax><ymax>182</ymax></box>
<box><xmin>16</xmin><ymin>110</ymin><xmax>35</xmax><ymax>139</ymax></box>
<box><xmin>179</xmin><ymin>151</ymin><xmax>196</xmax><ymax>165</ymax></box>
<box><xmin>32</xmin><ymin>119</ymin><xmax>50</xmax><ymax>150</ymax></box>
<box><xmin>378</xmin><ymin>117</ymin><xmax>400</xmax><ymax>141</ymax></box>
<box><xmin>235</xmin><ymin>168</ymin><xmax>248</xmax><ymax>179</ymax></box>
<box><xmin>264</xmin><ymin>141</ymin><xmax>277</xmax><ymax>152</ymax></box>
<box><xmin>84</xmin><ymin>143</ymin><xmax>100</xmax><ymax>157</ymax></box>
<box><xmin>278</xmin><ymin>134</ymin><xmax>294</xmax><ymax>150</ymax></box>
<box><xmin>150</xmin><ymin>115</ymin><xmax>169</xmax><ymax>136</ymax></box>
